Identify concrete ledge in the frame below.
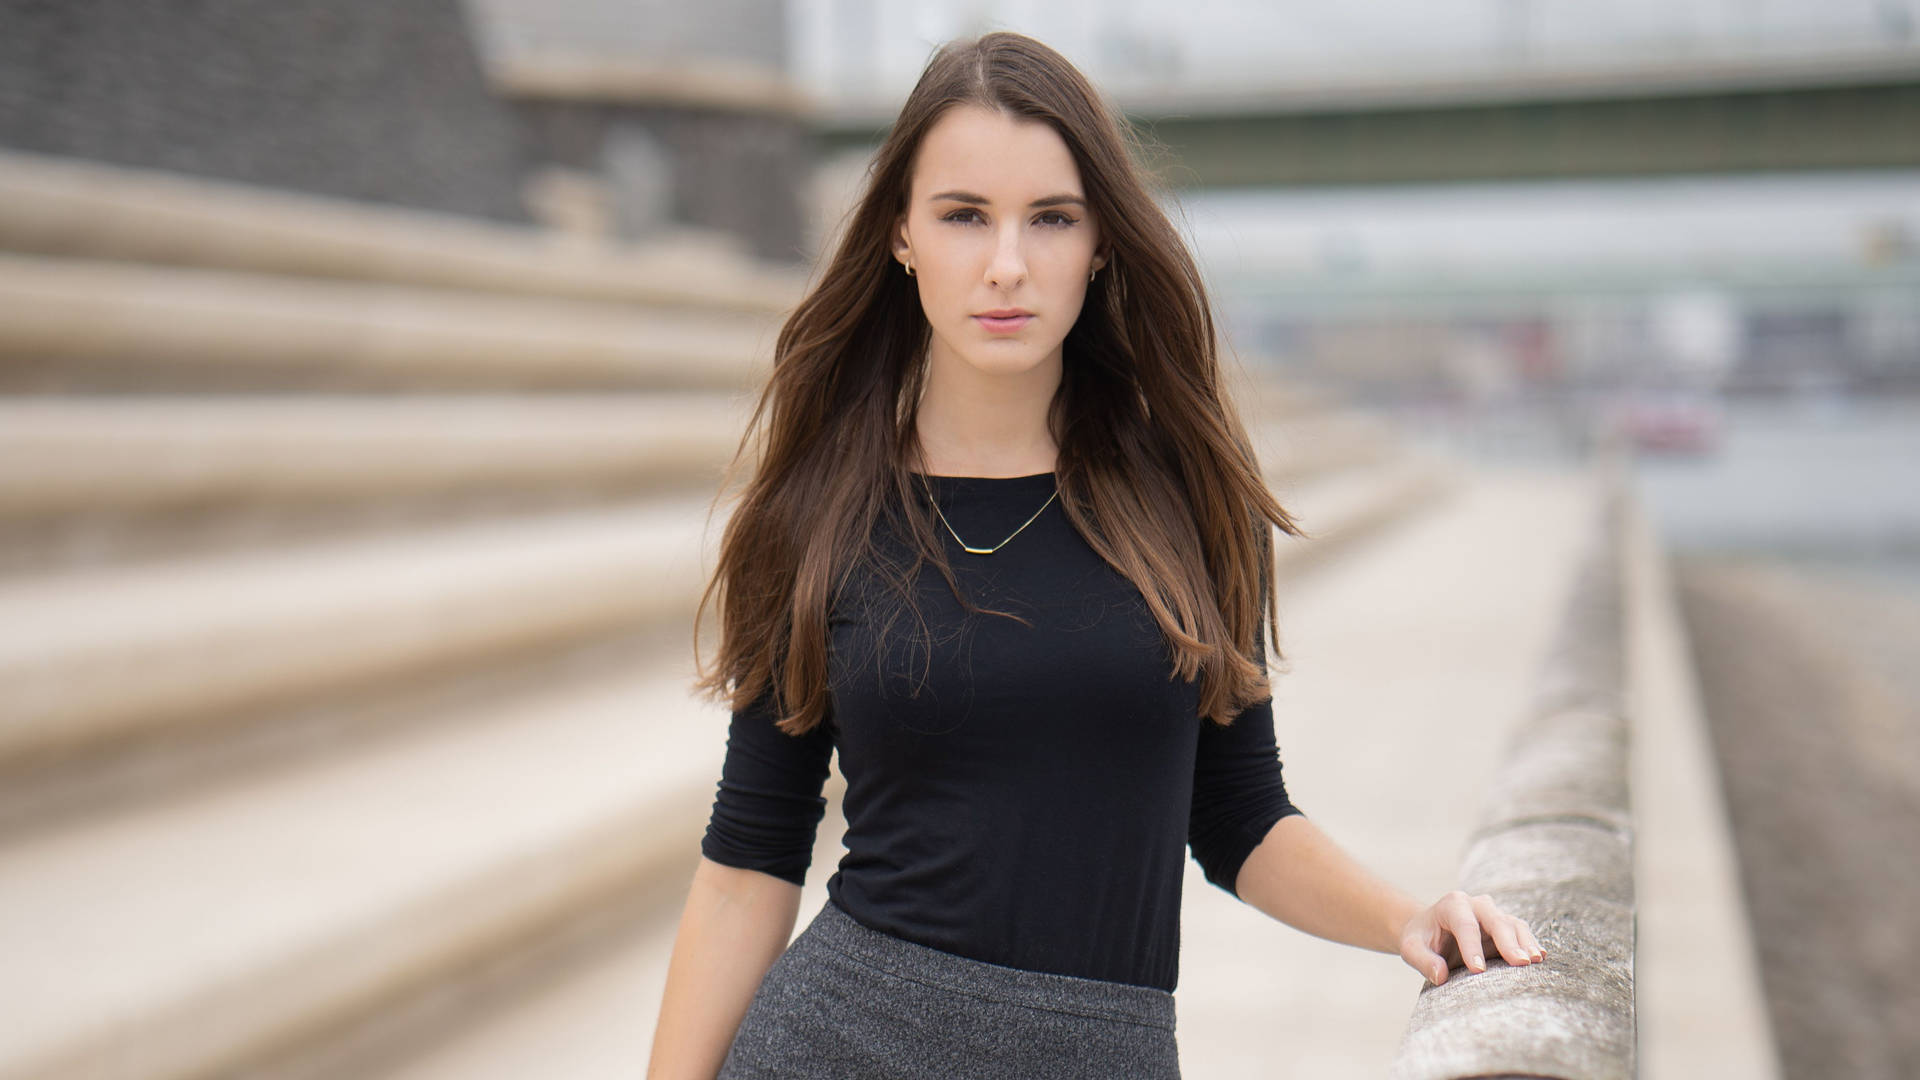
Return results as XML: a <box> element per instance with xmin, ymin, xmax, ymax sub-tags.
<box><xmin>1528</xmin><ymin>493</ymin><xmax>1628</xmax><ymax>719</ymax></box>
<box><xmin>0</xmin><ymin>149</ymin><xmax>806</xmax><ymax>312</ymax></box>
<box><xmin>1457</xmin><ymin>822</ymin><xmax>1634</xmax><ymax>907</ymax></box>
<box><xmin>1393</xmin><ymin>885</ymin><xmax>1634</xmax><ymax>1080</ymax></box>
<box><xmin>1390</xmin><ymin>455</ymin><xmax>1635</xmax><ymax>1080</ymax></box>
<box><xmin>1471</xmin><ymin>707</ymin><xmax>1631</xmax><ymax>835</ymax></box>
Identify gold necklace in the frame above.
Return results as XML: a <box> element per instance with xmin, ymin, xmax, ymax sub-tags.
<box><xmin>920</xmin><ymin>475</ymin><xmax>1060</xmax><ymax>555</ymax></box>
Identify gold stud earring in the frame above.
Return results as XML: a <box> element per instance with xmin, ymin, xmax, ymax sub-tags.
<box><xmin>1089</xmin><ymin>267</ymin><xmax>1097</xmax><ymax>282</ymax></box>
<box><xmin>905</xmin><ymin>261</ymin><xmax>916</xmax><ymax>276</ymax></box>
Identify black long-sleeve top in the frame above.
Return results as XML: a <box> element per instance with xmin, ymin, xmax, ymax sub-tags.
<box><xmin>699</xmin><ymin>470</ymin><xmax>1305</xmax><ymax>992</ymax></box>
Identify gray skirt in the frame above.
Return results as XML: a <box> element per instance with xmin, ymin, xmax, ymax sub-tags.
<box><xmin>718</xmin><ymin>898</ymin><xmax>1181</xmax><ymax>1079</ymax></box>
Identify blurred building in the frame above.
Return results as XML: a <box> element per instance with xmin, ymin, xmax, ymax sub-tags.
<box><xmin>466</xmin><ymin>0</ymin><xmax>814</xmax><ymax>260</ymax></box>
<box><xmin>0</xmin><ymin>0</ymin><xmax>533</xmax><ymax>222</ymax></box>
<box><xmin>0</xmin><ymin>0</ymin><xmax>814</xmax><ymax>261</ymax></box>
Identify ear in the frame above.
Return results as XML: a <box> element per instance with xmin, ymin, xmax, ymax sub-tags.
<box><xmin>1091</xmin><ymin>246</ymin><xmax>1110</xmax><ymax>273</ymax></box>
<box><xmin>892</xmin><ymin>212</ymin><xmax>912</xmax><ymax>269</ymax></box>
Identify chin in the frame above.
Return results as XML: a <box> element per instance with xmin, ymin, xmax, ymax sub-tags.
<box><xmin>939</xmin><ymin>328</ymin><xmax>1060</xmax><ymax>374</ymax></box>
<box><xmin>955</xmin><ymin>346</ymin><xmax>1055</xmax><ymax>378</ymax></box>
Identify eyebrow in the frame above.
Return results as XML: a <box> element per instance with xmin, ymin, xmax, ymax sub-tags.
<box><xmin>928</xmin><ymin>190</ymin><xmax>1087</xmax><ymax>210</ymax></box>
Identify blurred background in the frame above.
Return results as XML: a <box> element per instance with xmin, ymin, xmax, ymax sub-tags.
<box><xmin>0</xmin><ymin>2</ymin><xmax>1914</xmax><ymax>1078</ymax></box>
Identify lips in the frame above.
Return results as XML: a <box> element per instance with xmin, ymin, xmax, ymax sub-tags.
<box><xmin>974</xmin><ymin>310</ymin><xmax>1033</xmax><ymax>333</ymax></box>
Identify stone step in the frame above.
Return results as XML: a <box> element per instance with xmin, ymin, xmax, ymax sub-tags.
<box><xmin>1229</xmin><ymin>368</ymin><xmax>1349</xmax><ymax>421</ymax></box>
<box><xmin>1252</xmin><ymin>406</ymin><xmax>1401</xmax><ymax>485</ymax></box>
<box><xmin>0</xmin><ymin>392</ymin><xmax>749</xmax><ymax>579</ymax></box>
<box><xmin>0</xmin><ymin>148</ymin><xmax>806</xmax><ymax>313</ymax></box>
<box><xmin>370</xmin><ymin>778</ymin><xmax>855</xmax><ymax>1080</ymax></box>
<box><xmin>0</xmin><ymin>494</ymin><xmax>716</xmax><ymax>775</ymax></box>
<box><xmin>0</xmin><ymin>392</ymin><xmax>745</xmax><ymax>520</ymax></box>
<box><xmin>0</xmin><ymin>639</ymin><xmax>731</xmax><ymax>1080</ymax></box>
<box><xmin>1268</xmin><ymin>450</ymin><xmax>1466</xmax><ymax>579</ymax></box>
<box><xmin>0</xmin><ymin>253</ymin><xmax>775</xmax><ymax>392</ymax></box>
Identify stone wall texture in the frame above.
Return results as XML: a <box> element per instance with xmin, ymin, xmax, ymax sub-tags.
<box><xmin>0</xmin><ymin>0</ymin><xmax>536</xmax><ymax>222</ymax></box>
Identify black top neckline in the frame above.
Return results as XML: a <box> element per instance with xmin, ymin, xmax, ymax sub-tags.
<box><xmin>909</xmin><ymin>470</ymin><xmax>1057</xmax><ymax>493</ymax></box>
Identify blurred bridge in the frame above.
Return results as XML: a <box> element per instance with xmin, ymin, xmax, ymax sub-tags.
<box><xmin>821</xmin><ymin>44</ymin><xmax>1920</xmax><ymax>187</ymax></box>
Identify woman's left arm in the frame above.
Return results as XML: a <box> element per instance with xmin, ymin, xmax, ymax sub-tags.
<box><xmin>1233</xmin><ymin>815</ymin><xmax>1547</xmax><ymax>984</ymax></box>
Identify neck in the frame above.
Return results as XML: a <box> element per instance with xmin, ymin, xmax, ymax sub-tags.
<box><xmin>914</xmin><ymin>346</ymin><xmax>1061</xmax><ymax>477</ymax></box>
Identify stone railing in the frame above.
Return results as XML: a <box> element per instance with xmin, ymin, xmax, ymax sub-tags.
<box><xmin>1389</xmin><ymin>450</ymin><xmax>1635</xmax><ymax>1080</ymax></box>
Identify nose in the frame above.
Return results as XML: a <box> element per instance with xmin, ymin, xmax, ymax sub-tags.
<box><xmin>985</xmin><ymin>222</ymin><xmax>1027</xmax><ymax>289</ymax></box>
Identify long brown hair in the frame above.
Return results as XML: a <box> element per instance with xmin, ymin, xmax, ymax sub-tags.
<box><xmin>692</xmin><ymin>30</ymin><xmax>1305</xmax><ymax>736</ymax></box>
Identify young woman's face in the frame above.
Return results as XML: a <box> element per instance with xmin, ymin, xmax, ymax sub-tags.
<box><xmin>893</xmin><ymin>104</ymin><xmax>1107</xmax><ymax>382</ymax></box>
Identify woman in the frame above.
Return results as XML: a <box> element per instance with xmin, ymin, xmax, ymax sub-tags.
<box><xmin>647</xmin><ymin>30</ymin><xmax>1546</xmax><ymax>1080</ymax></box>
